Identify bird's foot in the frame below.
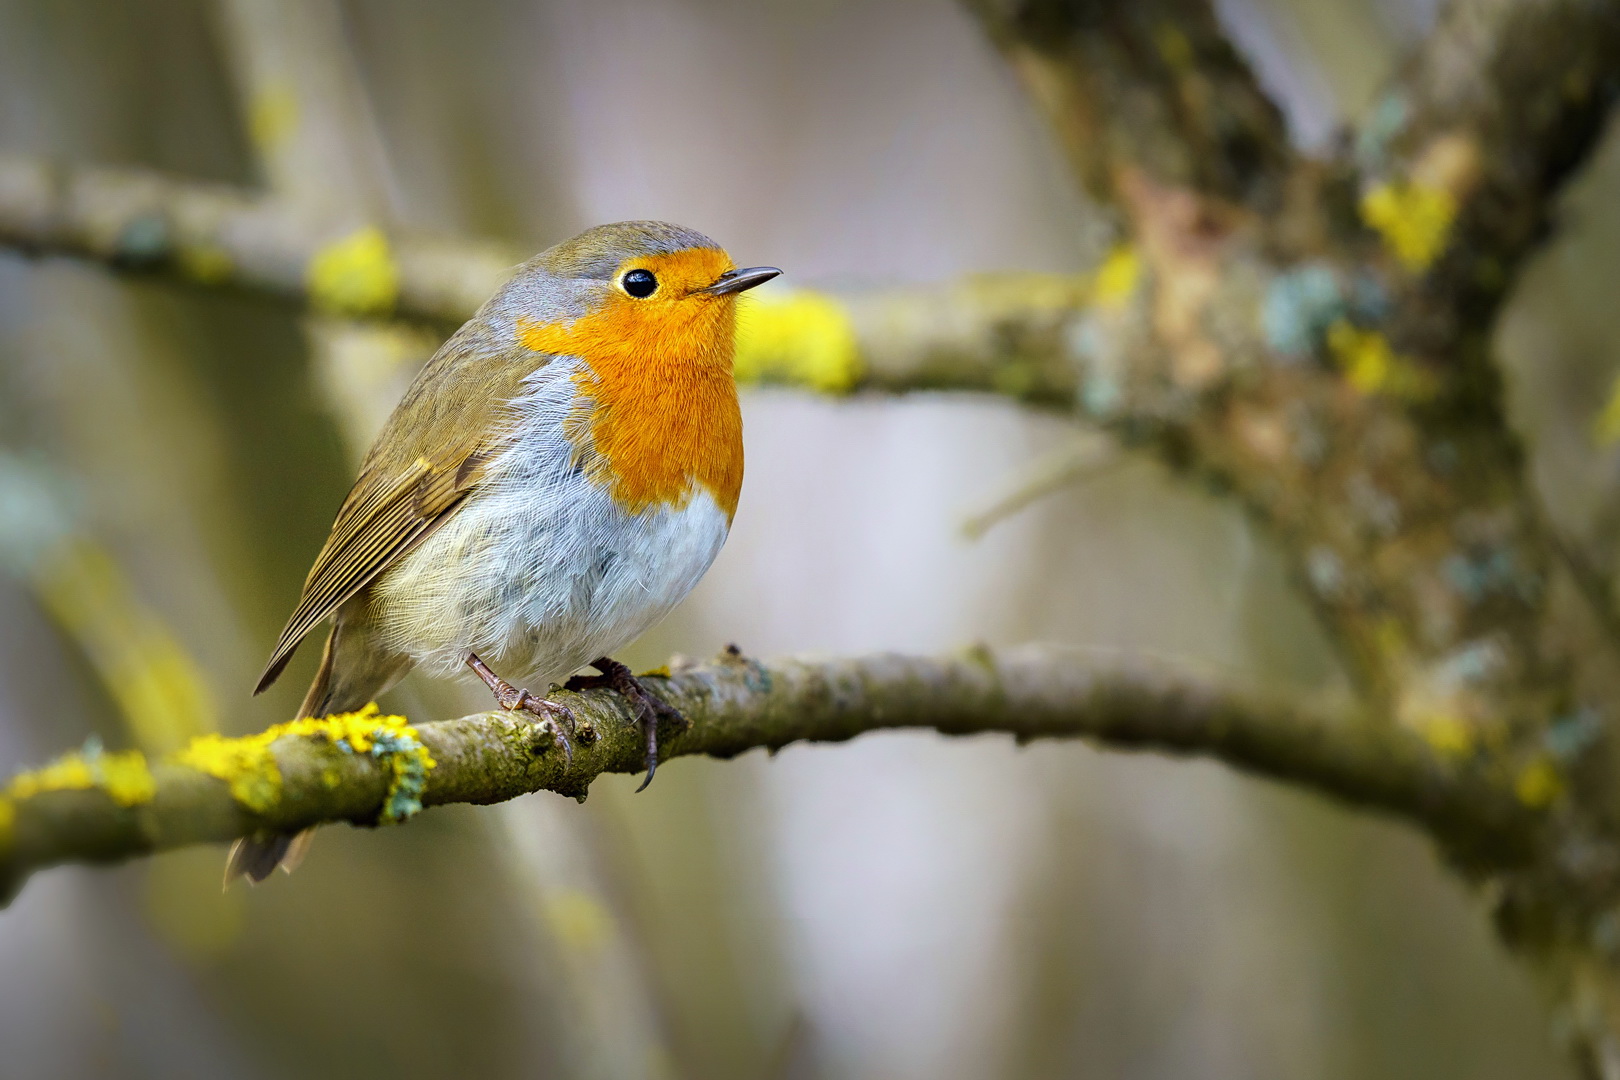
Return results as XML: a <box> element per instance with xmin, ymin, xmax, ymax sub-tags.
<box><xmin>565</xmin><ymin>656</ymin><xmax>685</xmax><ymax>791</ymax></box>
<box><xmin>466</xmin><ymin>652</ymin><xmax>575</xmax><ymax>766</ymax></box>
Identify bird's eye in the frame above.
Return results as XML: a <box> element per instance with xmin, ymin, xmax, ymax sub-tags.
<box><xmin>622</xmin><ymin>269</ymin><xmax>658</xmax><ymax>298</ymax></box>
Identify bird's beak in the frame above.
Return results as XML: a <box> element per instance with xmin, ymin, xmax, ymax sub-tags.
<box><xmin>700</xmin><ymin>266</ymin><xmax>782</xmax><ymax>295</ymax></box>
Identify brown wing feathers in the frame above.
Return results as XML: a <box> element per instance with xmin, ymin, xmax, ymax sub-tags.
<box><xmin>253</xmin><ymin>443</ymin><xmax>497</xmax><ymax>695</ymax></box>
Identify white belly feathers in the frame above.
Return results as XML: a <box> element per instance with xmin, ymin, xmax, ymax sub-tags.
<box><xmin>368</xmin><ymin>357</ymin><xmax>731</xmax><ymax>685</ymax></box>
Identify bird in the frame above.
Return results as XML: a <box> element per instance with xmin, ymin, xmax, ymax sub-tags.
<box><xmin>228</xmin><ymin>220</ymin><xmax>780</xmax><ymax>884</ymax></box>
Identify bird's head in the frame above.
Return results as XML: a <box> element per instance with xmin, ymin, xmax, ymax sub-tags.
<box><xmin>500</xmin><ymin>221</ymin><xmax>780</xmax><ymax>369</ymax></box>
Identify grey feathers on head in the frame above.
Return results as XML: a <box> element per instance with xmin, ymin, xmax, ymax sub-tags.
<box><xmin>535</xmin><ymin>220</ymin><xmax>721</xmax><ymax>280</ymax></box>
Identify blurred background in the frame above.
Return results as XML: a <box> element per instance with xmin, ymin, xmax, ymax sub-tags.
<box><xmin>0</xmin><ymin>0</ymin><xmax>1613</xmax><ymax>1076</ymax></box>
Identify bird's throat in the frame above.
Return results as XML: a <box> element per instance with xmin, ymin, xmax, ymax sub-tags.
<box><xmin>516</xmin><ymin>284</ymin><xmax>743</xmax><ymax>521</ymax></box>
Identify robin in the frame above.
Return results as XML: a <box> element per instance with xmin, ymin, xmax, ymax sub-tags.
<box><xmin>230</xmin><ymin>221</ymin><xmax>780</xmax><ymax>883</ymax></box>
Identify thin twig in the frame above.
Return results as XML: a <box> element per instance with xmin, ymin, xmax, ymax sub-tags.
<box><xmin>960</xmin><ymin>432</ymin><xmax>1120</xmax><ymax>539</ymax></box>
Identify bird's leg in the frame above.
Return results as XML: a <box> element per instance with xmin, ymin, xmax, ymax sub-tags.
<box><xmin>565</xmin><ymin>656</ymin><xmax>685</xmax><ymax>792</ymax></box>
<box><xmin>465</xmin><ymin>652</ymin><xmax>575</xmax><ymax>766</ymax></box>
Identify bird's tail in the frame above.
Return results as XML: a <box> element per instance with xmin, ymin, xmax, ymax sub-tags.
<box><xmin>223</xmin><ymin>828</ymin><xmax>315</xmax><ymax>884</ymax></box>
<box><xmin>226</xmin><ymin>621</ymin><xmax>407</xmax><ymax>887</ymax></box>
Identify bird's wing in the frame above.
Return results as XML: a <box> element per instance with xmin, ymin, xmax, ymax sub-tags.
<box><xmin>254</xmin><ymin>327</ymin><xmax>555</xmax><ymax>695</ymax></box>
<box><xmin>253</xmin><ymin>433</ymin><xmax>502</xmax><ymax>694</ymax></box>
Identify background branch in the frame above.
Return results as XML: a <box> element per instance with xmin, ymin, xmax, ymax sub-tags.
<box><xmin>0</xmin><ymin>153</ymin><xmax>1103</xmax><ymax>405</ymax></box>
<box><xmin>0</xmin><ymin>153</ymin><xmax>519</xmax><ymax>322</ymax></box>
<box><xmin>968</xmin><ymin>0</ymin><xmax>1294</xmax><ymax>215</ymax></box>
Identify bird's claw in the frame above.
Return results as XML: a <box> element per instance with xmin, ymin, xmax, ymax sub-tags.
<box><xmin>645</xmin><ymin>692</ymin><xmax>687</xmax><ymax>729</ymax></box>
<box><xmin>466</xmin><ymin>651</ymin><xmax>575</xmax><ymax>767</ymax></box>
<box><xmin>568</xmin><ymin>657</ymin><xmax>683</xmax><ymax>791</ymax></box>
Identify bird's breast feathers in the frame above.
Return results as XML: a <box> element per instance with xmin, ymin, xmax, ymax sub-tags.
<box><xmin>369</xmin><ymin>347</ymin><xmax>738</xmax><ymax>683</ymax></box>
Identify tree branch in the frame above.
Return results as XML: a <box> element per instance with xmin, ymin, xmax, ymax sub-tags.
<box><xmin>968</xmin><ymin>0</ymin><xmax>1294</xmax><ymax>215</ymax></box>
<box><xmin>1354</xmin><ymin>0</ymin><xmax>1620</xmax><ymax>387</ymax></box>
<box><xmin>0</xmin><ymin>151</ymin><xmax>1109</xmax><ymax>407</ymax></box>
<box><xmin>1369</xmin><ymin>0</ymin><xmax>1620</xmax><ymax>269</ymax></box>
<box><xmin>0</xmin><ymin>644</ymin><xmax>1538</xmax><ymax>906</ymax></box>
<box><xmin>959</xmin><ymin>431</ymin><xmax>1120</xmax><ymax>538</ymax></box>
<box><xmin>0</xmin><ymin>153</ymin><xmax>519</xmax><ymax>322</ymax></box>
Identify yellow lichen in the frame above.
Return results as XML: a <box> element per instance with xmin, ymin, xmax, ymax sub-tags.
<box><xmin>1327</xmin><ymin>321</ymin><xmax>1436</xmax><ymax>400</ymax></box>
<box><xmin>1515</xmin><ymin>757</ymin><xmax>1563</xmax><ymax>808</ymax></box>
<box><xmin>1092</xmin><ymin>244</ymin><xmax>1141</xmax><ymax>311</ymax></box>
<box><xmin>173</xmin><ymin>732</ymin><xmax>280</xmax><ymax>813</ymax></box>
<box><xmin>1360</xmin><ymin>181</ymin><xmax>1457</xmax><ymax>271</ymax></box>
<box><xmin>170</xmin><ymin>704</ymin><xmax>436</xmax><ymax>823</ymax></box>
<box><xmin>8</xmin><ymin>754</ymin><xmax>94</xmax><ymax>799</ymax></box>
<box><xmin>97</xmin><ymin>751</ymin><xmax>157</xmax><ymax>806</ymax></box>
<box><xmin>308</xmin><ymin>226</ymin><xmax>400</xmax><ymax>317</ymax></box>
<box><xmin>1416</xmin><ymin>711</ymin><xmax>1475</xmax><ymax>758</ymax></box>
<box><xmin>5</xmin><ymin>746</ymin><xmax>154</xmax><ymax>807</ymax></box>
<box><xmin>733</xmin><ymin>290</ymin><xmax>861</xmax><ymax>392</ymax></box>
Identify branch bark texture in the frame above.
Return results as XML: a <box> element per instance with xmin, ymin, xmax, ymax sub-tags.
<box><xmin>970</xmin><ymin>0</ymin><xmax>1293</xmax><ymax>214</ymax></box>
<box><xmin>963</xmin><ymin>3</ymin><xmax>1620</xmax><ymax>1073</ymax></box>
<box><xmin>0</xmin><ymin>645</ymin><xmax>1541</xmax><ymax>908</ymax></box>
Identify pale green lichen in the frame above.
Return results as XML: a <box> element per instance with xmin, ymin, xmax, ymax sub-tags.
<box><xmin>308</xmin><ymin>226</ymin><xmax>399</xmax><ymax>317</ymax></box>
<box><xmin>170</xmin><ymin>704</ymin><xmax>436</xmax><ymax>823</ymax></box>
<box><xmin>1263</xmin><ymin>264</ymin><xmax>1342</xmax><ymax>357</ymax></box>
<box><xmin>1546</xmin><ymin>709</ymin><xmax>1604</xmax><ymax>761</ymax></box>
<box><xmin>1355</xmin><ymin>92</ymin><xmax>1410</xmax><ymax>169</ymax></box>
<box><xmin>733</xmin><ymin>290</ymin><xmax>861</xmax><ymax>392</ymax></box>
<box><xmin>357</xmin><ymin>726</ymin><xmax>436</xmax><ymax>822</ymax></box>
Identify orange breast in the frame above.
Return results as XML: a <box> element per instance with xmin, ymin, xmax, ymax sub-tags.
<box><xmin>516</xmin><ymin>248</ymin><xmax>744</xmax><ymax>521</ymax></box>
